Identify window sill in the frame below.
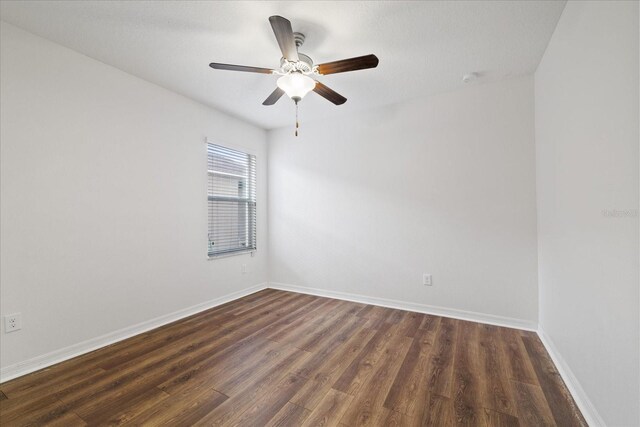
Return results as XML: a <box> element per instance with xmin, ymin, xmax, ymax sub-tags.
<box><xmin>207</xmin><ymin>250</ymin><xmax>256</xmax><ymax>260</ymax></box>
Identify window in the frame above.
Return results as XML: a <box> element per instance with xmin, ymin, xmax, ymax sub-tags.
<box><xmin>207</xmin><ymin>142</ymin><xmax>256</xmax><ymax>257</ymax></box>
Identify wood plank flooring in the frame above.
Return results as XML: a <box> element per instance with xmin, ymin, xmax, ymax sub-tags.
<box><xmin>0</xmin><ymin>289</ymin><xmax>586</xmax><ymax>426</ymax></box>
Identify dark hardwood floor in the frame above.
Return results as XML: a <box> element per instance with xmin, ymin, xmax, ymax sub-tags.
<box><xmin>0</xmin><ymin>289</ymin><xmax>586</xmax><ymax>426</ymax></box>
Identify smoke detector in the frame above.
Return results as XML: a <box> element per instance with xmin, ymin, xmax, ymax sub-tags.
<box><xmin>462</xmin><ymin>72</ymin><xmax>479</xmax><ymax>83</ymax></box>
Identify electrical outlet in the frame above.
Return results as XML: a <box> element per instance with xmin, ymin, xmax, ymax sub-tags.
<box><xmin>4</xmin><ymin>313</ymin><xmax>22</xmax><ymax>333</ymax></box>
<box><xmin>241</xmin><ymin>264</ymin><xmax>247</xmax><ymax>274</ymax></box>
<box><xmin>423</xmin><ymin>274</ymin><xmax>433</xmax><ymax>286</ymax></box>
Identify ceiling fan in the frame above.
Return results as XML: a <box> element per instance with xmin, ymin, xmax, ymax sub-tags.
<box><xmin>209</xmin><ymin>15</ymin><xmax>379</xmax><ymax>135</ymax></box>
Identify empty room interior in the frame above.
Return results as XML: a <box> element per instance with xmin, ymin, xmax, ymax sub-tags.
<box><xmin>0</xmin><ymin>1</ymin><xmax>638</xmax><ymax>426</ymax></box>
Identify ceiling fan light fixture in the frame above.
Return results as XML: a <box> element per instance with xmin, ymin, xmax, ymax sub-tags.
<box><xmin>277</xmin><ymin>72</ymin><xmax>316</xmax><ymax>102</ymax></box>
<box><xmin>209</xmin><ymin>15</ymin><xmax>379</xmax><ymax>136</ymax></box>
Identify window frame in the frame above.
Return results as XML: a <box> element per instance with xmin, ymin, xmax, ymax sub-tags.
<box><xmin>205</xmin><ymin>138</ymin><xmax>257</xmax><ymax>260</ymax></box>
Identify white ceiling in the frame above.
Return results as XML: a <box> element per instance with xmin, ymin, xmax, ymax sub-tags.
<box><xmin>0</xmin><ymin>1</ymin><xmax>566</xmax><ymax>129</ymax></box>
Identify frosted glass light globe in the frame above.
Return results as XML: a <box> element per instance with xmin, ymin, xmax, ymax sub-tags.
<box><xmin>277</xmin><ymin>72</ymin><xmax>315</xmax><ymax>101</ymax></box>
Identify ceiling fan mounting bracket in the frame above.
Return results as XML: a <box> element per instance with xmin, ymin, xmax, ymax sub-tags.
<box><xmin>293</xmin><ymin>32</ymin><xmax>305</xmax><ymax>48</ymax></box>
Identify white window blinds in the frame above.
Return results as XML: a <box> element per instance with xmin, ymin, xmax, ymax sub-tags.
<box><xmin>207</xmin><ymin>143</ymin><xmax>256</xmax><ymax>257</ymax></box>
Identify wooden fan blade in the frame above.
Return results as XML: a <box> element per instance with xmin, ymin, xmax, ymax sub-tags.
<box><xmin>316</xmin><ymin>54</ymin><xmax>379</xmax><ymax>75</ymax></box>
<box><xmin>313</xmin><ymin>81</ymin><xmax>347</xmax><ymax>105</ymax></box>
<box><xmin>209</xmin><ymin>63</ymin><xmax>274</xmax><ymax>74</ymax></box>
<box><xmin>262</xmin><ymin>87</ymin><xmax>285</xmax><ymax>105</ymax></box>
<box><xmin>269</xmin><ymin>16</ymin><xmax>299</xmax><ymax>62</ymax></box>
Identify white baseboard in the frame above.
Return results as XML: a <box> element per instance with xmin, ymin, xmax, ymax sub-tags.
<box><xmin>537</xmin><ymin>328</ymin><xmax>605</xmax><ymax>427</ymax></box>
<box><xmin>268</xmin><ymin>282</ymin><xmax>537</xmax><ymax>331</ymax></box>
<box><xmin>0</xmin><ymin>282</ymin><xmax>269</xmax><ymax>383</ymax></box>
<box><xmin>2</xmin><ymin>280</ymin><xmax>601</xmax><ymax>427</ymax></box>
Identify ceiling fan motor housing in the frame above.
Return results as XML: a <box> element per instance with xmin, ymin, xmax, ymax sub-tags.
<box><xmin>280</xmin><ymin>53</ymin><xmax>314</xmax><ymax>74</ymax></box>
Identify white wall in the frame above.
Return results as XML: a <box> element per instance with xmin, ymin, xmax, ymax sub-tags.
<box><xmin>0</xmin><ymin>22</ymin><xmax>268</xmax><ymax>372</ymax></box>
<box><xmin>4</xmin><ymin>8</ymin><xmax>638</xmax><ymax>425</ymax></box>
<box><xmin>535</xmin><ymin>1</ymin><xmax>639</xmax><ymax>425</ymax></box>
<box><xmin>268</xmin><ymin>76</ymin><xmax>539</xmax><ymax>326</ymax></box>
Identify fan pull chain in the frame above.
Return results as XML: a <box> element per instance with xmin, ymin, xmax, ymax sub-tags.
<box><xmin>295</xmin><ymin>101</ymin><xmax>299</xmax><ymax>137</ymax></box>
